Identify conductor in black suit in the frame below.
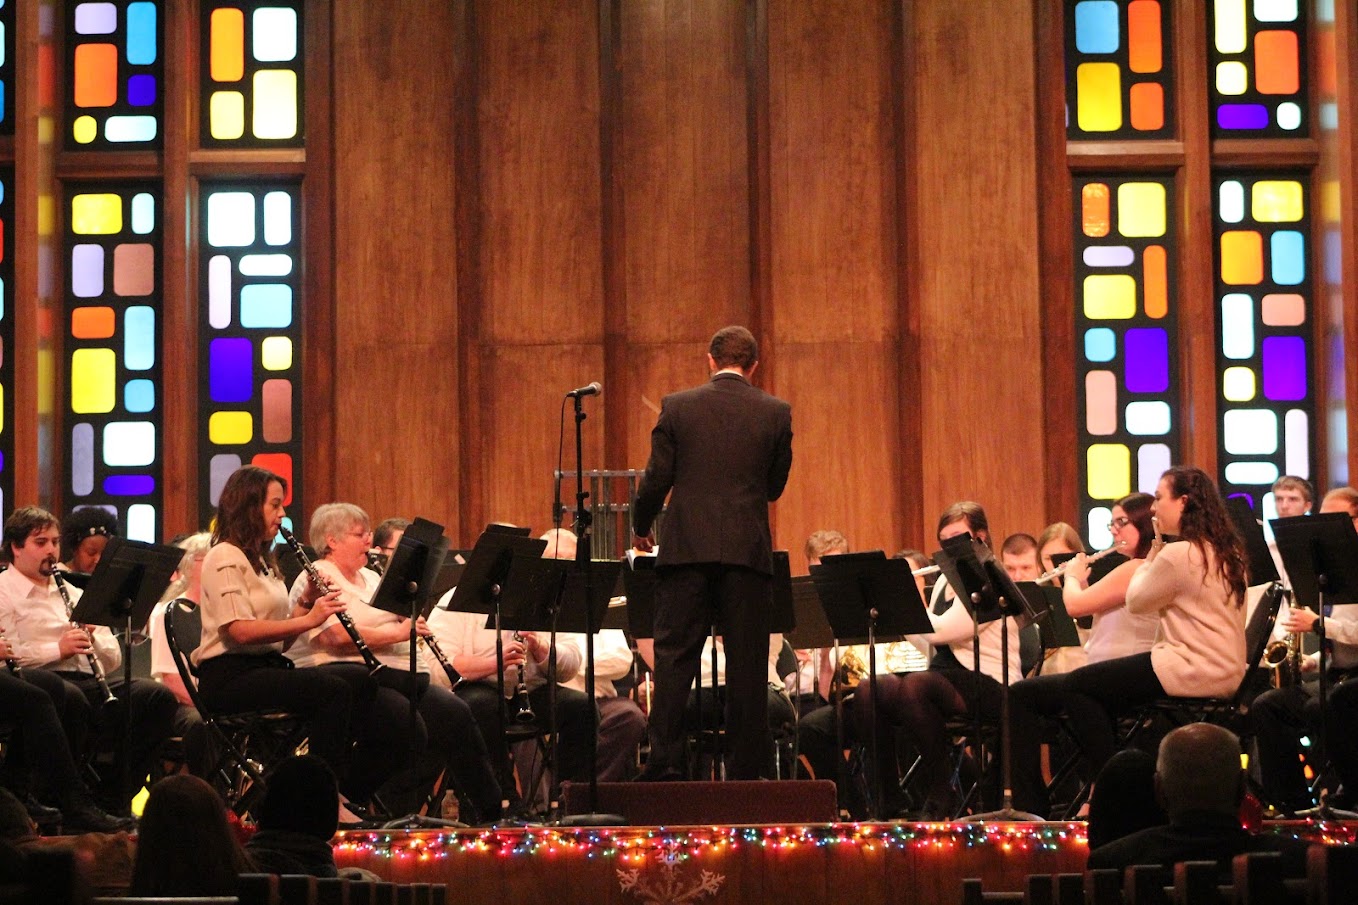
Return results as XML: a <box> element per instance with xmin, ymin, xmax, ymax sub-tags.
<box><xmin>632</xmin><ymin>326</ymin><xmax>793</xmax><ymax>780</ymax></box>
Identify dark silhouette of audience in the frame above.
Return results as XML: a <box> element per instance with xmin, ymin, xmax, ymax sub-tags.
<box><xmin>1087</xmin><ymin>723</ymin><xmax>1309</xmax><ymax>879</ymax></box>
<box><xmin>1085</xmin><ymin>748</ymin><xmax>1167</xmax><ymax>850</ymax></box>
<box><xmin>244</xmin><ymin>755</ymin><xmax>341</xmax><ymax>878</ymax></box>
<box><xmin>128</xmin><ymin>774</ymin><xmax>251</xmax><ymax>897</ymax></box>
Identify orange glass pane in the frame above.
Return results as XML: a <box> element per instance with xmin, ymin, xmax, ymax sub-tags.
<box><xmin>1130</xmin><ymin>83</ymin><xmax>1164</xmax><ymax>131</ymax></box>
<box><xmin>1127</xmin><ymin>1</ymin><xmax>1162</xmax><ymax>74</ymax></box>
<box><xmin>1255</xmin><ymin>31</ymin><xmax>1298</xmax><ymax>96</ymax></box>
<box><xmin>1221</xmin><ymin>231</ymin><xmax>1264</xmax><ymax>285</ymax></box>
<box><xmin>38</xmin><ymin>44</ymin><xmax>55</xmax><ymax>108</ymax></box>
<box><xmin>74</xmin><ymin>44</ymin><xmax>118</xmax><ymax>108</ymax></box>
<box><xmin>1082</xmin><ymin>184</ymin><xmax>1111</xmax><ymax>237</ymax></box>
<box><xmin>211</xmin><ymin>8</ymin><xmax>246</xmax><ymax>83</ymax></box>
<box><xmin>1318</xmin><ymin>29</ymin><xmax>1336</xmax><ymax>96</ymax></box>
<box><xmin>71</xmin><ymin>307</ymin><xmax>116</xmax><ymax>340</ymax></box>
<box><xmin>1143</xmin><ymin>245</ymin><xmax>1167</xmax><ymax>318</ymax></box>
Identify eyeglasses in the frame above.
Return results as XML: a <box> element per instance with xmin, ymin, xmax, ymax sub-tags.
<box><xmin>1107</xmin><ymin>517</ymin><xmax>1131</xmax><ymax>530</ymax></box>
<box><xmin>348</xmin><ymin>529</ymin><xmax>373</xmax><ymax>540</ymax></box>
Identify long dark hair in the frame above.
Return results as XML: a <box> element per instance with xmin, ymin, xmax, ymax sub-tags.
<box><xmin>1117</xmin><ymin>492</ymin><xmax>1155</xmax><ymax>559</ymax></box>
<box><xmin>212</xmin><ymin>465</ymin><xmax>285</xmax><ymax>575</ymax></box>
<box><xmin>128</xmin><ymin>775</ymin><xmax>250</xmax><ymax>896</ymax></box>
<box><xmin>1161</xmin><ymin>466</ymin><xmax>1247</xmax><ymax>606</ymax></box>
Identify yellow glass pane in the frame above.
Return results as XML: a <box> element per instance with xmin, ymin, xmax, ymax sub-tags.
<box><xmin>38</xmin><ymin>196</ymin><xmax>54</xmax><ymax>237</ymax></box>
<box><xmin>210</xmin><ymin>8</ymin><xmax>245</xmax><ymax>82</ymax></box>
<box><xmin>1214</xmin><ymin>0</ymin><xmax>1247</xmax><ymax>54</ymax></box>
<box><xmin>1117</xmin><ymin>182</ymin><xmax>1166</xmax><ymax>237</ymax></box>
<box><xmin>1220</xmin><ymin>231</ymin><xmax>1264</xmax><ymax>284</ymax></box>
<box><xmin>1087</xmin><ymin>444</ymin><xmax>1132</xmax><ymax>500</ymax></box>
<box><xmin>38</xmin><ymin>350</ymin><xmax>53</xmax><ymax>416</ymax></box>
<box><xmin>253</xmin><ymin>71</ymin><xmax>298</xmax><ymax>140</ymax></box>
<box><xmin>1223</xmin><ymin>367</ymin><xmax>1256</xmax><ymax>402</ymax></box>
<box><xmin>261</xmin><ymin>337</ymin><xmax>293</xmax><ymax>371</ymax></box>
<box><xmin>38</xmin><ymin>115</ymin><xmax>54</xmax><ymax>145</ymax></box>
<box><xmin>1083</xmin><ymin>274</ymin><xmax>1138</xmax><ymax>319</ymax></box>
<box><xmin>1251</xmin><ymin>181</ymin><xmax>1303</xmax><ymax>223</ymax></box>
<box><xmin>73</xmin><ymin>115</ymin><xmax>97</xmax><ymax>144</ymax></box>
<box><xmin>1215</xmin><ymin>61</ymin><xmax>1248</xmax><ymax>96</ymax></box>
<box><xmin>210</xmin><ymin>91</ymin><xmax>245</xmax><ymax>140</ymax></box>
<box><xmin>209</xmin><ymin>411</ymin><xmax>254</xmax><ymax>445</ymax></box>
<box><xmin>71</xmin><ymin>194</ymin><xmax>123</xmax><ymax>235</ymax></box>
<box><xmin>1322</xmin><ymin>180</ymin><xmax>1341</xmax><ymax>224</ymax></box>
<box><xmin>1077</xmin><ymin>63</ymin><xmax>1122</xmax><ymax>132</ymax></box>
<box><xmin>71</xmin><ymin>349</ymin><xmax>116</xmax><ymax>414</ymax></box>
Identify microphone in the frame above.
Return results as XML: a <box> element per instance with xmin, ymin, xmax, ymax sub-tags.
<box><xmin>566</xmin><ymin>382</ymin><xmax>602</xmax><ymax>398</ymax></box>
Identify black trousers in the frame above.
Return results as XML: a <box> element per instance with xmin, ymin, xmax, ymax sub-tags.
<box><xmin>1008</xmin><ymin>672</ymin><xmax>1072</xmax><ymax>818</ymax></box>
<box><xmin>0</xmin><ymin>668</ymin><xmax>88</xmax><ymax>808</ymax></box>
<box><xmin>1058</xmin><ymin>652</ymin><xmax>1166</xmax><ymax>778</ymax></box>
<box><xmin>455</xmin><ymin>681</ymin><xmax>596</xmax><ymax>800</ymax></box>
<box><xmin>649</xmin><ymin>563</ymin><xmax>772</xmax><ymax>779</ymax></box>
<box><xmin>1252</xmin><ymin>675</ymin><xmax>1358</xmax><ymax>810</ymax></box>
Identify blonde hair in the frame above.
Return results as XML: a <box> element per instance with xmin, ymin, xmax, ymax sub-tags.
<box><xmin>308</xmin><ymin>503</ymin><xmax>371</xmax><ymax>556</ymax></box>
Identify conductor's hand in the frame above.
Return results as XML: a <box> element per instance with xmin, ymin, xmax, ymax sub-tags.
<box><xmin>59</xmin><ymin>626</ymin><xmax>95</xmax><ymax>659</ymax></box>
<box><xmin>302</xmin><ymin>590</ymin><xmax>345</xmax><ymax>628</ymax></box>
<box><xmin>632</xmin><ymin>532</ymin><xmax>655</xmax><ymax>553</ymax></box>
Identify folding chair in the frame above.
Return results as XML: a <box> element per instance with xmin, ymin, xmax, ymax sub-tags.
<box><xmin>164</xmin><ymin>598</ymin><xmax>308</xmax><ymax>816</ymax></box>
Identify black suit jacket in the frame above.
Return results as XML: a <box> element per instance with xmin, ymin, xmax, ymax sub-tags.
<box><xmin>1086</xmin><ymin>812</ymin><xmax>1311</xmax><ymax>880</ymax></box>
<box><xmin>633</xmin><ymin>371</ymin><xmax>792</xmax><ymax>575</ymax></box>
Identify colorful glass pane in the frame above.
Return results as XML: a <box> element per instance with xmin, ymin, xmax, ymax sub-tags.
<box><xmin>0</xmin><ymin>3</ymin><xmax>14</xmax><ymax>134</ymax></box>
<box><xmin>1208</xmin><ymin>0</ymin><xmax>1308</xmax><ymax>136</ymax></box>
<box><xmin>199</xmin><ymin>183</ymin><xmax>303</xmax><ymax>523</ymax></box>
<box><xmin>0</xmin><ymin>168</ymin><xmax>11</xmax><ymax>515</ymax></box>
<box><xmin>201</xmin><ymin>2</ymin><xmax>304</xmax><ymax>146</ymax></box>
<box><xmin>1313</xmin><ymin>0</ymin><xmax>1347</xmax><ymax>487</ymax></box>
<box><xmin>1214</xmin><ymin>174</ymin><xmax>1315</xmax><ymax>503</ymax></box>
<box><xmin>1066</xmin><ymin>0</ymin><xmax>1174</xmax><ymax>140</ymax></box>
<box><xmin>1075</xmin><ymin>176</ymin><xmax>1180</xmax><ymax>549</ymax></box>
<box><xmin>64</xmin><ymin>185</ymin><xmax>162</xmax><ymax>541</ymax></box>
<box><xmin>65</xmin><ymin>1</ymin><xmax>163</xmax><ymax>149</ymax></box>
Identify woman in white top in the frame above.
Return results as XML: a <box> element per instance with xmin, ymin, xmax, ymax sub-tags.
<box><xmin>1009</xmin><ymin>491</ymin><xmax>1159</xmax><ymax>816</ymax></box>
<box><xmin>1059</xmin><ymin>467</ymin><xmax>1248</xmax><ymax>779</ymax></box>
<box><xmin>287</xmin><ymin>503</ymin><xmax>502</xmax><ymax>823</ymax></box>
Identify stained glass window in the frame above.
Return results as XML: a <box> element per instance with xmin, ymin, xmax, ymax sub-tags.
<box><xmin>0</xmin><ymin>168</ymin><xmax>12</xmax><ymax>514</ymax></box>
<box><xmin>1314</xmin><ymin>0</ymin><xmax>1347</xmax><ymax>486</ymax></box>
<box><xmin>64</xmin><ymin>185</ymin><xmax>162</xmax><ymax>541</ymax></box>
<box><xmin>0</xmin><ymin>0</ymin><xmax>15</xmax><ymax>135</ymax></box>
<box><xmin>201</xmin><ymin>2</ymin><xmax>303</xmax><ymax>146</ymax></box>
<box><xmin>1065</xmin><ymin>0</ymin><xmax>1174</xmax><ymax>139</ymax></box>
<box><xmin>1208</xmin><ymin>0</ymin><xmax>1308</xmax><ymax>137</ymax></box>
<box><xmin>1214</xmin><ymin>173</ymin><xmax>1314</xmax><ymax>511</ymax></box>
<box><xmin>199</xmin><ymin>183</ymin><xmax>303</xmax><ymax>528</ymax></box>
<box><xmin>1075</xmin><ymin>176</ymin><xmax>1180</xmax><ymax>548</ymax></box>
<box><xmin>65</xmin><ymin>1</ymin><xmax>163</xmax><ymax>149</ymax></box>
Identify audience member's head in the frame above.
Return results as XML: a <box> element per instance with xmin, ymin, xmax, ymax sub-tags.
<box><xmin>1155</xmin><ymin>723</ymin><xmax>1244</xmax><ymax>822</ymax></box>
<box><xmin>1000</xmin><ymin>533</ymin><xmax>1040</xmax><ymax>581</ymax></box>
<box><xmin>61</xmin><ymin>506</ymin><xmax>119</xmax><ymax>573</ymax></box>
<box><xmin>256</xmin><ymin>755</ymin><xmax>341</xmax><ymax>840</ymax></box>
<box><xmin>0</xmin><ymin>789</ymin><xmax>37</xmax><ymax>844</ymax></box>
<box><xmin>1086</xmin><ymin>749</ymin><xmax>1167</xmax><ymax>849</ymax></box>
<box><xmin>540</xmin><ymin>527</ymin><xmax>577</xmax><ymax>561</ymax></box>
<box><xmin>805</xmin><ymin>530</ymin><xmax>849</xmax><ymax>567</ymax></box>
<box><xmin>1271</xmin><ymin>475</ymin><xmax>1315</xmax><ymax>517</ymax></box>
<box><xmin>129</xmin><ymin>775</ymin><xmax>248</xmax><ymax>897</ymax></box>
<box><xmin>937</xmin><ymin>501</ymin><xmax>990</xmax><ymax>548</ymax></box>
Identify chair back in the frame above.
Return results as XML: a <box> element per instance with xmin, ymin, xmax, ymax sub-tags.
<box><xmin>1233</xmin><ymin>582</ymin><xmax>1288</xmax><ymax>707</ymax></box>
<box><xmin>164</xmin><ymin>599</ymin><xmax>215</xmax><ymax>719</ymax></box>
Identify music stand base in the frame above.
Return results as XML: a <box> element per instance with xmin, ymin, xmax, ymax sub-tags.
<box><xmin>963</xmin><ymin>808</ymin><xmax>1045</xmax><ymax>823</ymax></box>
<box><xmin>557</xmin><ymin>811</ymin><xmax>628</xmax><ymax>827</ymax></box>
<box><xmin>381</xmin><ymin>815</ymin><xmax>469</xmax><ymax>830</ymax></box>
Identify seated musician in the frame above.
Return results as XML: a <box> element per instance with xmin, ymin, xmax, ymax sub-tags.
<box><xmin>286</xmin><ymin>503</ymin><xmax>502</xmax><ymax>823</ymax></box>
<box><xmin>0</xmin><ymin>505</ymin><xmax>178</xmax><ymax>816</ymax></box>
<box><xmin>1056</xmin><ymin>467</ymin><xmax>1247</xmax><ymax>789</ymax></box>
<box><xmin>998</xmin><ymin>533</ymin><xmax>1047</xmax><ymax>678</ymax></box>
<box><xmin>1035</xmin><ymin>522</ymin><xmax>1088</xmax><ymax>674</ymax></box>
<box><xmin>852</xmin><ymin>501</ymin><xmax>1023</xmax><ymax>818</ymax></box>
<box><xmin>59</xmin><ymin>506</ymin><xmax>118</xmax><ymax>575</ymax></box>
<box><xmin>1252</xmin><ymin>485</ymin><xmax>1358</xmax><ymax>815</ymax></box>
<box><xmin>425</xmin><ymin>551</ymin><xmax>595</xmax><ymax>814</ymax></box>
<box><xmin>1009</xmin><ymin>492</ymin><xmax>1159</xmax><ymax>817</ymax></box>
<box><xmin>145</xmin><ymin>531</ymin><xmax>212</xmax><ymax>776</ymax></box>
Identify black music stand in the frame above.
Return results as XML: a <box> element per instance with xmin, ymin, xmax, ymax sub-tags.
<box><xmin>445</xmin><ymin>526</ymin><xmax>546</xmax><ymax>819</ymax></box>
<box><xmin>71</xmin><ymin>537</ymin><xmax>182</xmax><ymax>813</ymax></box>
<box><xmin>784</xmin><ymin>574</ymin><xmax>836</xmax><ymax>790</ymax></box>
<box><xmin>1228</xmin><ymin>497</ymin><xmax>1282</xmax><ymax>586</ymax></box>
<box><xmin>367</xmin><ymin>518</ymin><xmax>457</xmax><ymax>829</ymax></box>
<box><xmin>1271</xmin><ymin>513</ymin><xmax>1358</xmax><ymax>818</ymax></box>
<box><xmin>809</xmin><ymin>551</ymin><xmax>933</xmax><ymax>820</ymax></box>
<box><xmin>1028</xmin><ymin>584</ymin><xmax>1078</xmax><ymax>665</ymax></box>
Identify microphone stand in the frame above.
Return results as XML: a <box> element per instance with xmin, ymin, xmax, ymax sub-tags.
<box><xmin>558</xmin><ymin>390</ymin><xmax>624</xmax><ymax>827</ymax></box>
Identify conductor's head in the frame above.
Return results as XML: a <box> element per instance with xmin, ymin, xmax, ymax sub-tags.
<box><xmin>708</xmin><ymin>326</ymin><xmax>759</xmax><ymax>377</ymax></box>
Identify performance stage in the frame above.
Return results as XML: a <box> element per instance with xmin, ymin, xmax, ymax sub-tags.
<box><xmin>333</xmin><ymin>821</ymin><xmax>1354</xmax><ymax>905</ymax></box>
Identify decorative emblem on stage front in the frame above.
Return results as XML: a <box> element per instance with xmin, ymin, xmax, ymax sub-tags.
<box><xmin>617</xmin><ymin>839</ymin><xmax>725</xmax><ymax>903</ymax></box>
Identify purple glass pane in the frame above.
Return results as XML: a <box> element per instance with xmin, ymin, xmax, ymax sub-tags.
<box><xmin>1262</xmin><ymin>336</ymin><xmax>1307</xmax><ymax>401</ymax></box>
<box><xmin>0</xmin><ymin>451</ymin><xmax>5</xmax><ymax>472</ymax></box>
<box><xmin>127</xmin><ymin>75</ymin><xmax>156</xmax><ymax>107</ymax></box>
<box><xmin>209</xmin><ymin>337</ymin><xmax>254</xmax><ymax>403</ymax></box>
<box><xmin>1124</xmin><ymin>328</ymin><xmax>1169</xmax><ymax>393</ymax></box>
<box><xmin>71</xmin><ymin>245</ymin><xmax>105</xmax><ymax>297</ymax></box>
<box><xmin>103</xmin><ymin>475</ymin><xmax>156</xmax><ymax>496</ymax></box>
<box><xmin>1217</xmin><ymin>104</ymin><xmax>1269</xmax><ymax>130</ymax></box>
<box><xmin>1227</xmin><ymin>491</ymin><xmax>1256</xmax><ymax>509</ymax></box>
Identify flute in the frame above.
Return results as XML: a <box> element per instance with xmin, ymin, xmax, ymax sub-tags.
<box><xmin>911</xmin><ymin>564</ymin><xmax>941</xmax><ymax>577</ymax></box>
<box><xmin>1036</xmin><ymin>540</ymin><xmax>1127</xmax><ymax>584</ymax></box>
<box><xmin>278</xmin><ymin>526</ymin><xmax>385</xmax><ymax>674</ymax></box>
<box><xmin>48</xmin><ymin>562</ymin><xmax>117</xmax><ymax>703</ymax></box>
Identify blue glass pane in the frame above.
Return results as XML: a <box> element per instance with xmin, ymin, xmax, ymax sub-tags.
<box><xmin>1270</xmin><ymin>231</ymin><xmax>1305</xmax><ymax>285</ymax></box>
<box><xmin>126</xmin><ymin>2</ymin><xmax>157</xmax><ymax>65</ymax></box>
<box><xmin>124</xmin><ymin>379</ymin><xmax>155</xmax><ymax>413</ymax></box>
<box><xmin>128</xmin><ymin>74</ymin><xmax>156</xmax><ymax>107</ymax></box>
<box><xmin>104</xmin><ymin>475</ymin><xmax>156</xmax><ymax>496</ymax></box>
<box><xmin>124</xmin><ymin>306</ymin><xmax>155</xmax><ymax>371</ymax></box>
<box><xmin>1124</xmin><ymin>328</ymin><xmax>1169</xmax><ymax>393</ymax></box>
<box><xmin>210</xmin><ymin>337</ymin><xmax>254</xmax><ymax>403</ymax></box>
<box><xmin>1075</xmin><ymin>1</ymin><xmax>1120</xmax><ymax>54</ymax></box>
<box><xmin>240</xmin><ymin>284</ymin><xmax>293</xmax><ymax>328</ymax></box>
<box><xmin>1085</xmin><ymin>328</ymin><xmax>1117</xmax><ymax>362</ymax></box>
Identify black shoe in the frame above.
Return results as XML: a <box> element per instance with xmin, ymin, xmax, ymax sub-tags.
<box><xmin>63</xmin><ymin>802</ymin><xmax>136</xmax><ymax>835</ymax></box>
<box><xmin>636</xmin><ymin>766</ymin><xmax>684</xmax><ymax>783</ymax></box>
<box><xmin>19</xmin><ymin>794</ymin><xmax>63</xmax><ymax>828</ymax></box>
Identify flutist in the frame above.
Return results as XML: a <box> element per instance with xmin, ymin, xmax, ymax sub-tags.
<box><xmin>285</xmin><ymin>503</ymin><xmax>503</xmax><ymax>824</ymax></box>
<box><xmin>0</xmin><ymin>505</ymin><xmax>177</xmax><ymax>815</ymax></box>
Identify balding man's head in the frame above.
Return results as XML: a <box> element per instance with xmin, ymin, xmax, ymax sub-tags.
<box><xmin>1155</xmin><ymin>723</ymin><xmax>1244</xmax><ymax>821</ymax></box>
<box><xmin>540</xmin><ymin>528</ymin><xmax>578</xmax><ymax>561</ymax></box>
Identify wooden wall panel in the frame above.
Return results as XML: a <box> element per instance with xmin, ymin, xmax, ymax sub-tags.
<box><xmin>479</xmin><ymin>346</ymin><xmax>607</xmax><ymax>539</ymax></box>
<box><xmin>330</xmin><ymin>0</ymin><xmax>462</xmax><ymax>524</ymax></box>
<box><xmin>905</xmin><ymin>0</ymin><xmax>1047</xmax><ymax>544</ymax></box>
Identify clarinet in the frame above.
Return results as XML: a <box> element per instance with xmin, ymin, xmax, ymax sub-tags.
<box><xmin>421</xmin><ymin>633</ymin><xmax>464</xmax><ymax>689</ymax></box>
<box><xmin>510</xmin><ymin>631</ymin><xmax>536</xmax><ymax>723</ymax></box>
<box><xmin>50</xmin><ymin>566</ymin><xmax>117</xmax><ymax>703</ymax></box>
<box><xmin>0</xmin><ymin>624</ymin><xmax>21</xmax><ymax>675</ymax></box>
<box><xmin>277</xmin><ymin>527</ymin><xmax>385</xmax><ymax>674</ymax></box>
